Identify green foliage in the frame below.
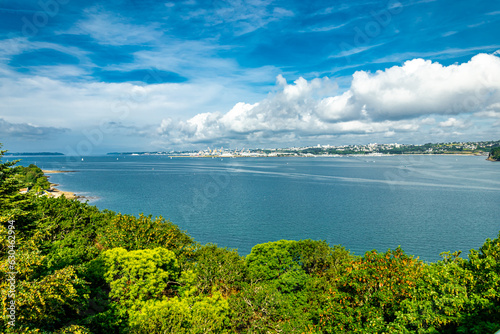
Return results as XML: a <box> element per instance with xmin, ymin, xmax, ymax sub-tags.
<box><xmin>246</xmin><ymin>240</ymin><xmax>304</xmax><ymax>283</ymax></box>
<box><xmin>9</xmin><ymin>163</ymin><xmax>51</xmax><ymax>195</ymax></box>
<box><xmin>53</xmin><ymin>325</ymin><xmax>92</xmax><ymax>334</ymax></box>
<box><xmin>316</xmin><ymin>247</ymin><xmax>425</xmax><ymax>333</ymax></box>
<box><xmin>228</xmin><ymin>281</ymin><xmax>308</xmax><ymax>333</ymax></box>
<box><xmin>101</xmin><ymin>247</ymin><xmax>232</xmax><ymax>333</ymax></box>
<box><xmin>489</xmin><ymin>146</ymin><xmax>500</xmax><ymax>161</ymax></box>
<box><xmin>190</xmin><ymin>244</ymin><xmax>246</xmax><ymax>296</ymax></box>
<box><xmin>128</xmin><ymin>292</ymin><xmax>230</xmax><ymax>334</ymax></box>
<box><xmin>31</xmin><ymin>196</ymin><xmax>112</xmax><ymax>270</ymax></box>
<box><xmin>1</xmin><ymin>143</ymin><xmax>500</xmax><ymax>333</ymax></box>
<box><xmin>95</xmin><ymin>213</ymin><xmax>195</xmax><ymax>256</ymax></box>
<box><xmin>230</xmin><ymin>240</ymin><xmax>354</xmax><ymax>332</ymax></box>
<box><xmin>393</xmin><ymin>254</ymin><xmax>472</xmax><ymax>333</ymax></box>
<box><xmin>0</xmin><ymin>147</ymin><xmax>31</xmax><ymax>221</ymax></box>
<box><xmin>462</xmin><ymin>233</ymin><xmax>500</xmax><ymax>332</ymax></box>
<box><xmin>246</xmin><ymin>239</ymin><xmax>351</xmax><ymax>290</ymax></box>
<box><xmin>246</xmin><ymin>239</ymin><xmax>347</xmax><ymax>282</ymax></box>
<box><xmin>13</xmin><ymin>267</ymin><xmax>88</xmax><ymax>328</ymax></box>
<box><xmin>17</xmin><ymin>164</ymin><xmax>44</xmax><ymax>187</ymax></box>
<box><xmin>102</xmin><ymin>247</ymin><xmax>180</xmax><ymax>315</ymax></box>
<box><xmin>32</xmin><ymin>177</ymin><xmax>50</xmax><ymax>194</ymax></box>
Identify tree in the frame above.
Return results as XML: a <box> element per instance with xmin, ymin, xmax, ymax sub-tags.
<box><xmin>462</xmin><ymin>233</ymin><xmax>500</xmax><ymax>333</ymax></box>
<box><xmin>0</xmin><ymin>145</ymin><xmax>28</xmax><ymax>221</ymax></box>
<box><xmin>95</xmin><ymin>213</ymin><xmax>195</xmax><ymax>256</ymax></box>
<box><xmin>128</xmin><ymin>291</ymin><xmax>231</xmax><ymax>334</ymax></box>
<box><xmin>190</xmin><ymin>243</ymin><xmax>246</xmax><ymax>296</ymax></box>
<box><xmin>102</xmin><ymin>247</ymin><xmax>181</xmax><ymax>313</ymax></box>
<box><xmin>488</xmin><ymin>147</ymin><xmax>500</xmax><ymax>161</ymax></box>
<box><xmin>317</xmin><ymin>248</ymin><xmax>425</xmax><ymax>333</ymax></box>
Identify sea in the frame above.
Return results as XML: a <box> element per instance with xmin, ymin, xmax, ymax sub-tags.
<box><xmin>9</xmin><ymin>154</ymin><xmax>500</xmax><ymax>262</ymax></box>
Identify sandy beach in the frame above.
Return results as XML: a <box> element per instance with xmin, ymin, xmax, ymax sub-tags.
<box><xmin>46</xmin><ymin>186</ymin><xmax>80</xmax><ymax>200</ymax></box>
<box><xmin>42</xmin><ymin>170</ymin><xmax>81</xmax><ymax>200</ymax></box>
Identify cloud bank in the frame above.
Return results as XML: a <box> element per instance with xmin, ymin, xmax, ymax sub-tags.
<box><xmin>0</xmin><ymin>118</ymin><xmax>68</xmax><ymax>140</ymax></box>
<box><xmin>156</xmin><ymin>52</ymin><xmax>500</xmax><ymax>146</ymax></box>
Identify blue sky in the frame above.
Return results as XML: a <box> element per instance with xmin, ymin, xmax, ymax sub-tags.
<box><xmin>1</xmin><ymin>0</ymin><xmax>500</xmax><ymax>154</ymax></box>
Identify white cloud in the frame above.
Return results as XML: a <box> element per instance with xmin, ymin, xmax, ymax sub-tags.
<box><xmin>438</xmin><ymin>117</ymin><xmax>468</xmax><ymax>128</ymax></box>
<box><xmin>200</xmin><ymin>0</ymin><xmax>294</xmax><ymax>36</ymax></box>
<box><xmin>350</xmin><ymin>53</ymin><xmax>500</xmax><ymax>120</ymax></box>
<box><xmin>303</xmin><ymin>22</ymin><xmax>349</xmax><ymax>33</ymax></box>
<box><xmin>156</xmin><ymin>52</ymin><xmax>500</xmax><ymax>146</ymax></box>
<box><xmin>2</xmin><ymin>50</ymin><xmax>499</xmax><ymax>150</ymax></box>
<box><xmin>420</xmin><ymin>117</ymin><xmax>436</xmax><ymax>125</ymax></box>
<box><xmin>474</xmin><ymin>103</ymin><xmax>500</xmax><ymax>120</ymax></box>
<box><xmin>68</xmin><ymin>7</ymin><xmax>163</xmax><ymax>46</ymax></box>
<box><xmin>0</xmin><ymin>70</ymin><xmax>260</xmax><ymax>130</ymax></box>
<box><xmin>0</xmin><ymin>37</ymin><xmax>92</xmax><ymax>68</ymax></box>
<box><xmin>442</xmin><ymin>31</ymin><xmax>458</xmax><ymax>37</ymax></box>
<box><xmin>372</xmin><ymin>46</ymin><xmax>500</xmax><ymax>64</ymax></box>
<box><xmin>330</xmin><ymin>43</ymin><xmax>385</xmax><ymax>59</ymax></box>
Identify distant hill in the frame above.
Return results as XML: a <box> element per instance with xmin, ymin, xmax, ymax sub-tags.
<box><xmin>4</xmin><ymin>152</ymin><xmax>64</xmax><ymax>156</ymax></box>
<box><xmin>487</xmin><ymin>147</ymin><xmax>500</xmax><ymax>161</ymax></box>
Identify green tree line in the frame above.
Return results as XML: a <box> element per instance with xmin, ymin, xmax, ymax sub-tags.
<box><xmin>1</xmin><ymin>144</ymin><xmax>499</xmax><ymax>333</ymax></box>
<box><xmin>489</xmin><ymin>147</ymin><xmax>500</xmax><ymax>161</ymax></box>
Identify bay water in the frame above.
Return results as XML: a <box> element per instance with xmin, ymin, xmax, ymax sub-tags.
<box><xmin>12</xmin><ymin>154</ymin><xmax>500</xmax><ymax>262</ymax></box>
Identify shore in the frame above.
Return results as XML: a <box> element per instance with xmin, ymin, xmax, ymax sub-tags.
<box><xmin>42</xmin><ymin>169</ymin><xmax>77</xmax><ymax>174</ymax></box>
<box><xmin>167</xmin><ymin>152</ymin><xmax>488</xmax><ymax>158</ymax></box>
<box><xmin>42</xmin><ymin>170</ymin><xmax>81</xmax><ymax>200</ymax></box>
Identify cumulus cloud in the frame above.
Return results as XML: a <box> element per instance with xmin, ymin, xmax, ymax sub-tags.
<box><xmin>350</xmin><ymin>53</ymin><xmax>500</xmax><ymax>120</ymax></box>
<box><xmin>438</xmin><ymin>118</ymin><xmax>469</xmax><ymax>128</ymax></box>
<box><xmin>156</xmin><ymin>52</ymin><xmax>500</xmax><ymax>145</ymax></box>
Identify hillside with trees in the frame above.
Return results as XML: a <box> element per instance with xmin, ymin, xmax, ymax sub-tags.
<box><xmin>1</xmin><ymin>144</ymin><xmax>500</xmax><ymax>333</ymax></box>
<box><xmin>488</xmin><ymin>147</ymin><xmax>500</xmax><ymax>161</ymax></box>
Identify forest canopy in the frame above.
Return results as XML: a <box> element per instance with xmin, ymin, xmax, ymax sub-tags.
<box><xmin>488</xmin><ymin>147</ymin><xmax>500</xmax><ymax>161</ymax></box>
<box><xmin>1</xmin><ymin>144</ymin><xmax>500</xmax><ymax>333</ymax></box>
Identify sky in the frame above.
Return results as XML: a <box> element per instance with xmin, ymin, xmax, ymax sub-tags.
<box><xmin>0</xmin><ymin>0</ymin><xmax>500</xmax><ymax>154</ymax></box>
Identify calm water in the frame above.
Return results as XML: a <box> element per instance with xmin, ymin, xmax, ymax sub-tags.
<box><xmin>11</xmin><ymin>154</ymin><xmax>500</xmax><ymax>262</ymax></box>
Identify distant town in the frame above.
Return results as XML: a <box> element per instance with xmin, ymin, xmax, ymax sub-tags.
<box><xmin>107</xmin><ymin>140</ymin><xmax>500</xmax><ymax>158</ymax></box>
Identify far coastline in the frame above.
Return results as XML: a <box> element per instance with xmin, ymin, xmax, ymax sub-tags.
<box><xmin>106</xmin><ymin>139</ymin><xmax>499</xmax><ymax>159</ymax></box>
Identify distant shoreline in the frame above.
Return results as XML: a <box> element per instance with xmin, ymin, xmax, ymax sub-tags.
<box><xmin>5</xmin><ymin>152</ymin><xmax>64</xmax><ymax>156</ymax></box>
<box><xmin>107</xmin><ymin>139</ymin><xmax>498</xmax><ymax>158</ymax></box>
<box><xmin>156</xmin><ymin>152</ymin><xmax>488</xmax><ymax>158</ymax></box>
